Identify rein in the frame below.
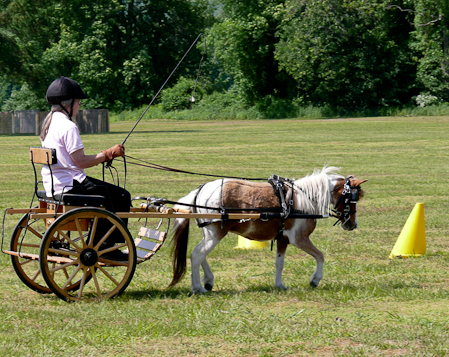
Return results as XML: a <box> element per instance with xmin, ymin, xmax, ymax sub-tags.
<box><xmin>117</xmin><ymin>154</ymin><xmax>356</xmax><ymax>229</ymax></box>
<box><xmin>116</xmin><ymin>155</ymin><xmax>268</xmax><ymax>181</ymax></box>
<box><xmin>116</xmin><ymin>154</ymin><xmax>356</xmax><ymax>230</ymax></box>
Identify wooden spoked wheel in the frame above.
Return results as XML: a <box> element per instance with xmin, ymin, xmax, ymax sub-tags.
<box><xmin>10</xmin><ymin>212</ymin><xmax>52</xmax><ymax>293</ymax></box>
<box><xmin>10</xmin><ymin>210</ymin><xmax>96</xmax><ymax>294</ymax></box>
<box><xmin>39</xmin><ymin>207</ymin><xmax>137</xmax><ymax>302</ymax></box>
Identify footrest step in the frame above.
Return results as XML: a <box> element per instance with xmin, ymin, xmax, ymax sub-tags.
<box><xmin>138</xmin><ymin>227</ymin><xmax>166</xmax><ymax>242</ymax></box>
<box><xmin>128</xmin><ymin>227</ymin><xmax>167</xmax><ymax>262</ymax></box>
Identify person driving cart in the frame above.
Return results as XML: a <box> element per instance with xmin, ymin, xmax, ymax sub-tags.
<box><xmin>40</xmin><ymin>76</ymin><xmax>130</xmax><ymax>260</ymax></box>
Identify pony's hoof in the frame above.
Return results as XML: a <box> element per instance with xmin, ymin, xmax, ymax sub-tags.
<box><xmin>310</xmin><ymin>281</ymin><xmax>318</xmax><ymax>288</ymax></box>
<box><xmin>192</xmin><ymin>288</ymin><xmax>208</xmax><ymax>294</ymax></box>
<box><xmin>204</xmin><ymin>283</ymin><xmax>213</xmax><ymax>291</ymax></box>
<box><xmin>275</xmin><ymin>284</ymin><xmax>288</xmax><ymax>290</ymax></box>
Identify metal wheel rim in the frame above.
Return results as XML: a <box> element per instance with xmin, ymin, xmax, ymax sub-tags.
<box><xmin>10</xmin><ymin>211</ymin><xmax>52</xmax><ymax>293</ymax></box>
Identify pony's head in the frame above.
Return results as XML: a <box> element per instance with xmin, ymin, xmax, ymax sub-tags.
<box><xmin>330</xmin><ymin>175</ymin><xmax>367</xmax><ymax>230</ymax></box>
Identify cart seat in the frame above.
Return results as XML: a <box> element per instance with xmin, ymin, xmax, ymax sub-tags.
<box><xmin>36</xmin><ymin>190</ymin><xmax>106</xmax><ymax>207</ymax></box>
<box><xmin>29</xmin><ymin>147</ymin><xmax>106</xmax><ymax>209</ymax></box>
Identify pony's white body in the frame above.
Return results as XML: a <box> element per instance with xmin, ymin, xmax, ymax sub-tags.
<box><xmin>170</xmin><ymin>167</ymin><xmax>366</xmax><ymax>293</ymax></box>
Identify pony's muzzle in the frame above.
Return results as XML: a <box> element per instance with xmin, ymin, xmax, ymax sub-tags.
<box><xmin>342</xmin><ymin>219</ymin><xmax>357</xmax><ymax>231</ymax></box>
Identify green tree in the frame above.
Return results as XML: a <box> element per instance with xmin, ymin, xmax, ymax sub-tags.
<box><xmin>1</xmin><ymin>83</ymin><xmax>44</xmax><ymax>111</ymax></box>
<box><xmin>0</xmin><ymin>0</ymin><xmax>214</xmax><ymax>111</ymax></box>
<box><xmin>160</xmin><ymin>77</ymin><xmax>204</xmax><ymax>111</ymax></box>
<box><xmin>410</xmin><ymin>0</ymin><xmax>449</xmax><ymax>101</ymax></box>
<box><xmin>275</xmin><ymin>0</ymin><xmax>417</xmax><ymax>109</ymax></box>
<box><xmin>0</xmin><ymin>0</ymin><xmax>61</xmax><ymax>95</ymax></box>
<box><xmin>208</xmin><ymin>0</ymin><xmax>296</xmax><ymax>104</ymax></box>
<box><xmin>0</xmin><ymin>76</ymin><xmax>17</xmax><ymax>110</ymax></box>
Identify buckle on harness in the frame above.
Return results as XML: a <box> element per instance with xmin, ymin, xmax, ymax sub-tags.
<box><xmin>220</xmin><ymin>207</ymin><xmax>228</xmax><ymax>228</ymax></box>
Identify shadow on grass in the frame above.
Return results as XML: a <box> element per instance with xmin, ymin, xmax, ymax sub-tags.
<box><xmin>37</xmin><ymin>279</ymin><xmax>430</xmax><ymax>303</ymax></box>
<box><xmin>123</xmin><ymin>287</ymin><xmax>192</xmax><ymax>300</ymax></box>
<box><xmin>122</xmin><ymin>284</ymin><xmax>290</xmax><ymax>300</ymax></box>
<box><xmin>35</xmin><ymin>287</ymin><xmax>193</xmax><ymax>303</ymax></box>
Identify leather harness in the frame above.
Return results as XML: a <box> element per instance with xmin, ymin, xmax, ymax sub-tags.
<box><xmin>267</xmin><ymin>175</ymin><xmax>294</xmax><ymax>244</ymax></box>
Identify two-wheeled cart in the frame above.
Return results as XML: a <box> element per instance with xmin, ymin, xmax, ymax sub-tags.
<box><xmin>1</xmin><ymin>147</ymin><xmax>266</xmax><ymax>302</ymax></box>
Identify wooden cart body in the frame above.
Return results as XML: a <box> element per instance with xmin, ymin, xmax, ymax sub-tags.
<box><xmin>3</xmin><ymin>197</ymin><xmax>266</xmax><ymax>302</ymax></box>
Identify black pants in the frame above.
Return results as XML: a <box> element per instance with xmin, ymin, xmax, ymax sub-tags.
<box><xmin>68</xmin><ymin>176</ymin><xmax>131</xmax><ymax>244</ymax></box>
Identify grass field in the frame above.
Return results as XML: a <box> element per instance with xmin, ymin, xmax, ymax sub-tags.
<box><xmin>1</xmin><ymin>116</ymin><xmax>449</xmax><ymax>356</ymax></box>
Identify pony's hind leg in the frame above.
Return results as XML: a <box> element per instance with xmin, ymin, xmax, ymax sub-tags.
<box><xmin>201</xmin><ymin>260</ymin><xmax>214</xmax><ymax>291</ymax></box>
<box><xmin>293</xmin><ymin>235</ymin><xmax>324</xmax><ymax>287</ymax></box>
<box><xmin>190</xmin><ymin>225</ymin><xmax>226</xmax><ymax>294</ymax></box>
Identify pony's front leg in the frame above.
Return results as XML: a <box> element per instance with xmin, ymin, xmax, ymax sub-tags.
<box><xmin>294</xmin><ymin>235</ymin><xmax>324</xmax><ymax>287</ymax></box>
<box><xmin>310</xmin><ymin>258</ymin><xmax>324</xmax><ymax>287</ymax></box>
<box><xmin>275</xmin><ymin>240</ymin><xmax>288</xmax><ymax>290</ymax></box>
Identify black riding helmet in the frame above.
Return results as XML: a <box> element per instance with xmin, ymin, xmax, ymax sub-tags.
<box><xmin>46</xmin><ymin>77</ymin><xmax>88</xmax><ymax>118</ymax></box>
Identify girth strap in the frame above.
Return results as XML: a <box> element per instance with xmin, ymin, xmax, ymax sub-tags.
<box><xmin>268</xmin><ymin>174</ymin><xmax>294</xmax><ymax>246</ymax></box>
<box><xmin>194</xmin><ymin>183</ymin><xmax>224</xmax><ymax>228</ymax></box>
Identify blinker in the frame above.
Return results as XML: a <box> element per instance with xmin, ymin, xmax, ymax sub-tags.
<box><xmin>349</xmin><ymin>190</ymin><xmax>359</xmax><ymax>202</ymax></box>
<box><xmin>342</xmin><ymin>178</ymin><xmax>360</xmax><ymax>203</ymax></box>
<box><xmin>332</xmin><ymin>176</ymin><xmax>362</xmax><ymax>226</ymax></box>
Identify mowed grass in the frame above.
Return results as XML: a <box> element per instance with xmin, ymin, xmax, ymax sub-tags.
<box><xmin>1</xmin><ymin>116</ymin><xmax>449</xmax><ymax>356</ymax></box>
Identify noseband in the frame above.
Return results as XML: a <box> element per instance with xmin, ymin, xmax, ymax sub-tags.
<box><xmin>331</xmin><ymin>176</ymin><xmax>360</xmax><ymax>226</ymax></box>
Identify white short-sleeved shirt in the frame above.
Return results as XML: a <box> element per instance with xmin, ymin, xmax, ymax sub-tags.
<box><xmin>41</xmin><ymin>112</ymin><xmax>86</xmax><ymax>195</ymax></box>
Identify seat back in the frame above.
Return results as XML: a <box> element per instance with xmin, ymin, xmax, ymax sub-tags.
<box><xmin>30</xmin><ymin>147</ymin><xmax>58</xmax><ymax>199</ymax></box>
<box><xmin>29</xmin><ymin>147</ymin><xmax>57</xmax><ymax>165</ymax></box>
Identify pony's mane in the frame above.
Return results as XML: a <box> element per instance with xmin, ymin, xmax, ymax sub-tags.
<box><xmin>293</xmin><ymin>166</ymin><xmax>343</xmax><ymax>215</ymax></box>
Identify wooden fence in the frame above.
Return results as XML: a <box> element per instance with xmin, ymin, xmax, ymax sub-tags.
<box><xmin>0</xmin><ymin>109</ymin><xmax>109</xmax><ymax>135</ymax></box>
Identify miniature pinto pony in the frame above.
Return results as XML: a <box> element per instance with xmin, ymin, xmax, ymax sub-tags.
<box><xmin>169</xmin><ymin>166</ymin><xmax>367</xmax><ymax>293</ymax></box>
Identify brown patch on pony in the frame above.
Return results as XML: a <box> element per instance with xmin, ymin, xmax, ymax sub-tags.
<box><xmin>222</xmin><ymin>180</ymin><xmax>281</xmax><ymax>211</ymax></box>
<box><xmin>276</xmin><ymin>239</ymin><xmax>288</xmax><ymax>256</ymax></box>
<box><xmin>223</xmin><ymin>180</ymin><xmax>287</xmax><ymax>240</ymax></box>
<box><xmin>223</xmin><ymin>180</ymin><xmax>318</xmax><ymax>242</ymax></box>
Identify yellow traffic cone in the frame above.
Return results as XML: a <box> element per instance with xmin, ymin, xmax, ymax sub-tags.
<box><xmin>235</xmin><ymin>235</ymin><xmax>270</xmax><ymax>249</ymax></box>
<box><xmin>389</xmin><ymin>203</ymin><xmax>426</xmax><ymax>258</ymax></box>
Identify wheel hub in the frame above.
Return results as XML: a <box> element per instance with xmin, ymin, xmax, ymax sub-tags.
<box><xmin>80</xmin><ymin>248</ymin><xmax>98</xmax><ymax>266</ymax></box>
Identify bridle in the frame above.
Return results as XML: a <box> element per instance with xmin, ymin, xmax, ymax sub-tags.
<box><xmin>331</xmin><ymin>176</ymin><xmax>361</xmax><ymax>226</ymax></box>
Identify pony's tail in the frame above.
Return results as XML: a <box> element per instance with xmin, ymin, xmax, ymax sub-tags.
<box><xmin>168</xmin><ymin>218</ymin><xmax>190</xmax><ymax>287</ymax></box>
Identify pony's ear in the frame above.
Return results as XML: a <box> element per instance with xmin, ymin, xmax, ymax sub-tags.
<box><xmin>353</xmin><ymin>179</ymin><xmax>368</xmax><ymax>186</ymax></box>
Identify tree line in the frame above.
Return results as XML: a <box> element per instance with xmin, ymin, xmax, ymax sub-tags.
<box><xmin>1</xmin><ymin>0</ymin><xmax>448</xmax><ymax>114</ymax></box>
